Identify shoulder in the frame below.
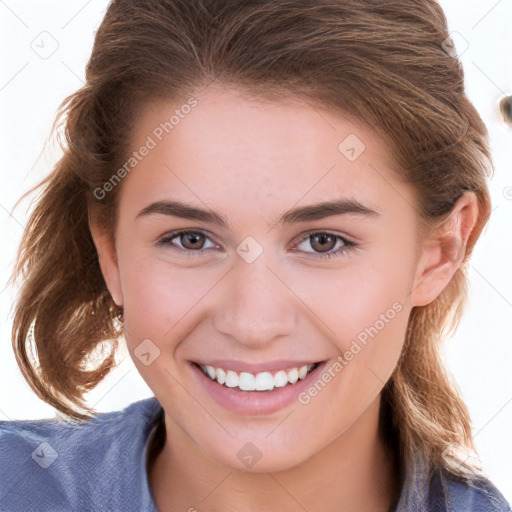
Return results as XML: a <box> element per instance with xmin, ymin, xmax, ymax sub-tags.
<box><xmin>0</xmin><ymin>396</ymin><xmax>162</xmax><ymax>511</ymax></box>
<box><xmin>428</xmin><ymin>470</ymin><xmax>511</xmax><ymax>512</ymax></box>
<box><xmin>395</xmin><ymin>453</ymin><xmax>511</xmax><ymax>512</ymax></box>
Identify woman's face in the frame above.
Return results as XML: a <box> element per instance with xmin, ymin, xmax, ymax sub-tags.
<box><xmin>96</xmin><ymin>85</ymin><xmax>431</xmax><ymax>472</ymax></box>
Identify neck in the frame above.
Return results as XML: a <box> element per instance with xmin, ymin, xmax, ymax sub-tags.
<box><xmin>148</xmin><ymin>396</ymin><xmax>400</xmax><ymax>512</ymax></box>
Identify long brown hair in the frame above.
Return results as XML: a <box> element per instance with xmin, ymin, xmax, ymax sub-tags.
<box><xmin>9</xmin><ymin>0</ymin><xmax>493</xmax><ymax>483</ymax></box>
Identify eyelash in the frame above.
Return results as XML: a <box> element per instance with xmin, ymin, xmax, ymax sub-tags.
<box><xmin>157</xmin><ymin>230</ymin><xmax>358</xmax><ymax>260</ymax></box>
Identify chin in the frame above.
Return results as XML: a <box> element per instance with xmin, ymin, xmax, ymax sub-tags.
<box><xmin>206</xmin><ymin>443</ymin><xmax>309</xmax><ymax>474</ymax></box>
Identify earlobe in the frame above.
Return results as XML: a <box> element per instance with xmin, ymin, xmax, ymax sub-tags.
<box><xmin>410</xmin><ymin>192</ymin><xmax>479</xmax><ymax>307</ymax></box>
<box><xmin>89</xmin><ymin>221</ymin><xmax>124</xmax><ymax>307</ymax></box>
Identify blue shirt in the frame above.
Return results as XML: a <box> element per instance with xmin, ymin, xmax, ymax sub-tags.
<box><xmin>1</xmin><ymin>396</ymin><xmax>510</xmax><ymax>511</ymax></box>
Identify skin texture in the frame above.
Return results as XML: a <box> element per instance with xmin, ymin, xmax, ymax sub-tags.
<box><xmin>91</xmin><ymin>84</ymin><xmax>479</xmax><ymax>511</ymax></box>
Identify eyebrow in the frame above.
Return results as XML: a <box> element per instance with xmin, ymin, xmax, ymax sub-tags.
<box><xmin>136</xmin><ymin>198</ymin><xmax>380</xmax><ymax>228</ymax></box>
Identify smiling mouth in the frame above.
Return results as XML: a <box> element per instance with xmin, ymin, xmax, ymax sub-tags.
<box><xmin>194</xmin><ymin>362</ymin><xmax>323</xmax><ymax>392</ymax></box>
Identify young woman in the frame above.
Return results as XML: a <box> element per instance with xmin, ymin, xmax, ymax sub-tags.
<box><xmin>1</xmin><ymin>0</ymin><xmax>510</xmax><ymax>510</ymax></box>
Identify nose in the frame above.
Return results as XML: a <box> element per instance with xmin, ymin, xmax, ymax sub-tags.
<box><xmin>212</xmin><ymin>253</ymin><xmax>296</xmax><ymax>349</ymax></box>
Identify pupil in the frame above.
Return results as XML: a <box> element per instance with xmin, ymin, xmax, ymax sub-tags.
<box><xmin>312</xmin><ymin>234</ymin><xmax>335</xmax><ymax>252</ymax></box>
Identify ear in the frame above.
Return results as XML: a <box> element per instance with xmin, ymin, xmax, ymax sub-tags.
<box><xmin>89</xmin><ymin>219</ymin><xmax>124</xmax><ymax>307</ymax></box>
<box><xmin>410</xmin><ymin>191</ymin><xmax>479</xmax><ymax>307</ymax></box>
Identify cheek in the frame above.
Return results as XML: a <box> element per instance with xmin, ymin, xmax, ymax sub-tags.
<box><xmin>286</xmin><ymin>252</ymin><xmax>413</xmax><ymax>392</ymax></box>
<box><xmin>289</xmin><ymin>259</ymin><xmax>412</xmax><ymax>344</ymax></box>
<box><xmin>117</xmin><ymin>252</ymin><xmax>215</xmax><ymax>346</ymax></box>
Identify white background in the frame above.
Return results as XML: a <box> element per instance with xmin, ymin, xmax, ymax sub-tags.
<box><xmin>1</xmin><ymin>0</ymin><xmax>511</xmax><ymax>504</ymax></box>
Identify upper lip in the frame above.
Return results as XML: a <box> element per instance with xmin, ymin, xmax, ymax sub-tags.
<box><xmin>191</xmin><ymin>359</ymin><xmax>325</xmax><ymax>373</ymax></box>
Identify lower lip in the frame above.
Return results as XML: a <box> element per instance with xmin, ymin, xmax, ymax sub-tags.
<box><xmin>190</xmin><ymin>361</ymin><xmax>328</xmax><ymax>416</ymax></box>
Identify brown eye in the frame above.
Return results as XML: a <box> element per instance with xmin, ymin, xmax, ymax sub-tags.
<box><xmin>309</xmin><ymin>233</ymin><xmax>337</xmax><ymax>253</ymax></box>
<box><xmin>180</xmin><ymin>232</ymin><xmax>206</xmax><ymax>250</ymax></box>
<box><xmin>157</xmin><ymin>230</ymin><xmax>217</xmax><ymax>253</ymax></box>
<box><xmin>293</xmin><ymin>231</ymin><xmax>357</xmax><ymax>260</ymax></box>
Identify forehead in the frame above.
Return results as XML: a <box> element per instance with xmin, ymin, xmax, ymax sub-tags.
<box><xmin>120</xmin><ymin>86</ymin><xmax>410</xmax><ymax>222</ymax></box>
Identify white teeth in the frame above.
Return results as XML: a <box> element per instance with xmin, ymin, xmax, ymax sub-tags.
<box><xmin>273</xmin><ymin>370</ymin><xmax>288</xmax><ymax>388</ymax></box>
<box><xmin>298</xmin><ymin>365</ymin><xmax>308</xmax><ymax>379</ymax></box>
<box><xmin>200</xmin><ymin>363</ymin><xmax>319</xmax><ymax>391</ymax></box>
<box><xmin>225</xmin><ymin>370</ymin><xmax>239</xmax><ymax>388</ymax></box>
<box><xmin>239</xmin><ymin>372</ymin><xmax>256</xmax><ymax>391</ymax></box>
<box><xmin>206</xmin><ymin>365</ymin><xmax>216</xmax><ymax>379</ymax></box>
<box><xmin>287</xmin><ymin>368</ymin><xmax>299</xmax><ymax>383</ymax></box>
<box><xmin>255</xmin><ymin>371</ymin><xmax>275</xmax><ymax>391</ymax></box>
<box><xmin>216</xmin><ymin>367</ymin><xmax>226</xmax><ymax>385</ymax></box>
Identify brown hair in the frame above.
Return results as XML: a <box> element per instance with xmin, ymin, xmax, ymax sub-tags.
<box><xmin>9</xmin><ymin>0</ymin><xmax>493</xmax><ymax>484</ymax></box>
